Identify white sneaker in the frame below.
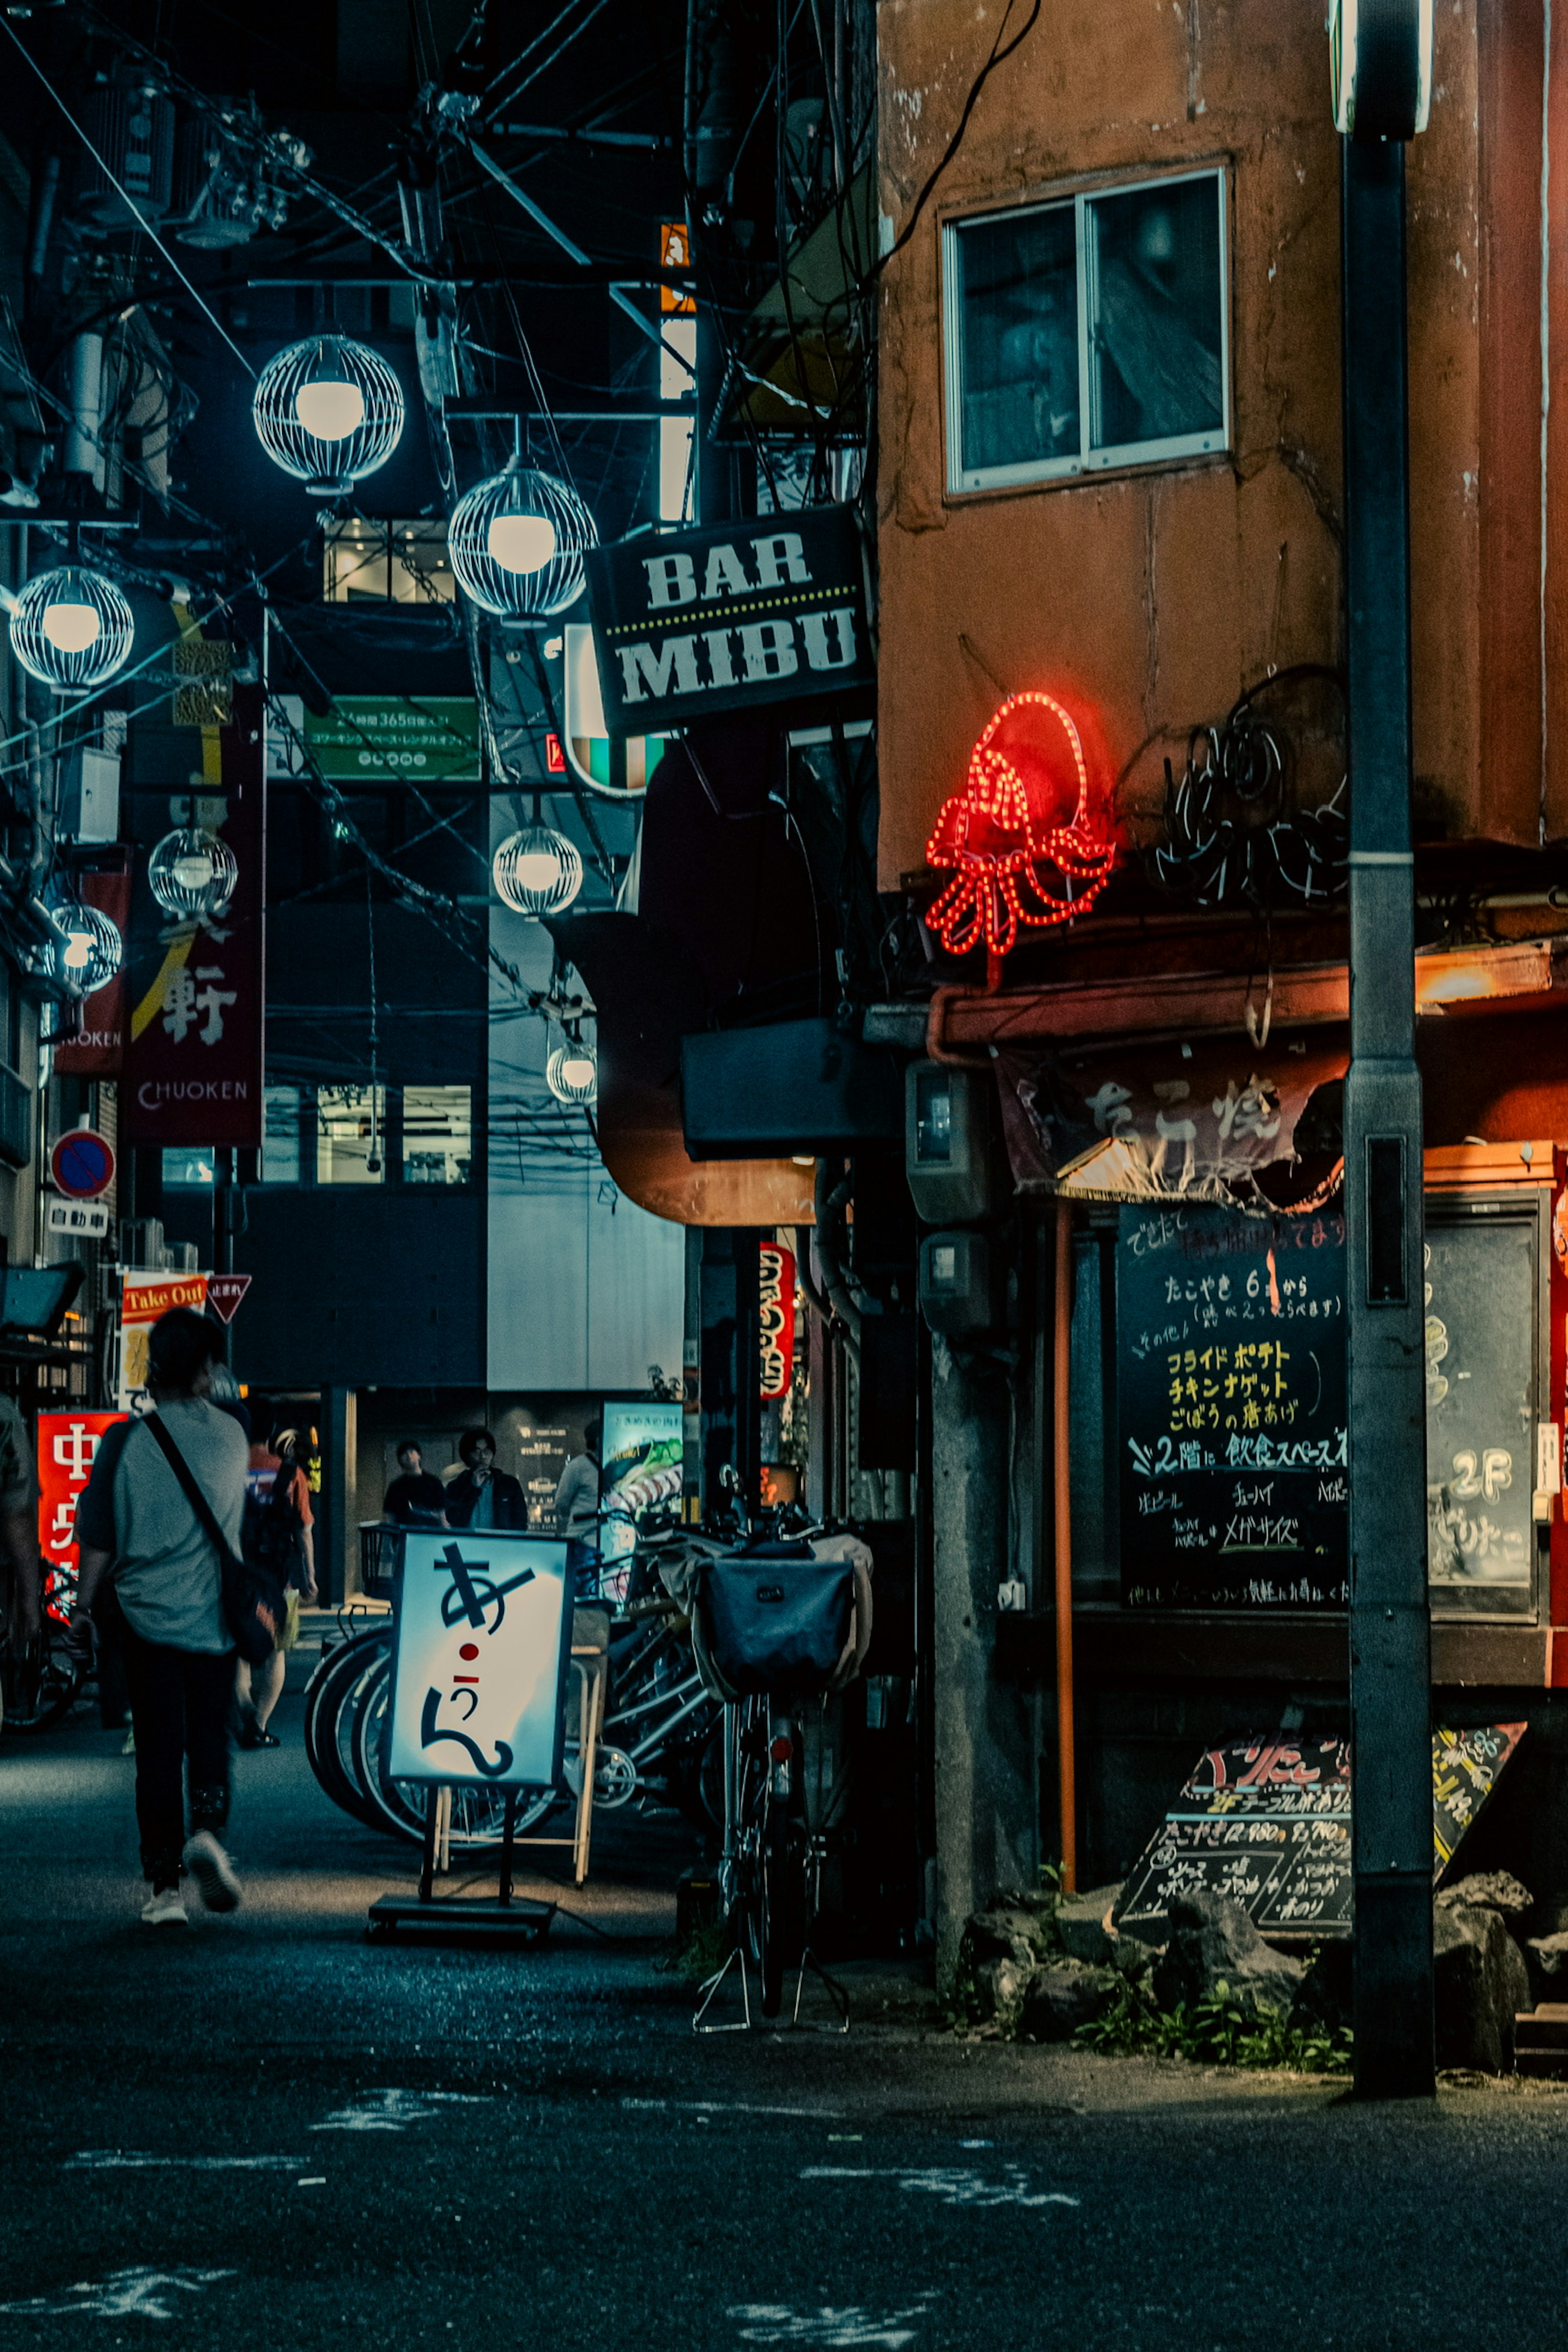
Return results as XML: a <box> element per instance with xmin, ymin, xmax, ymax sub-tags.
<box><xmin>140</xmin><ymin>1886</ymin><xmax>187</xmax><ymax>1926</ymax></box>
<box><xmin>183</xmin><ymin>1831</ymin><xmax>242</xmax><ymax>1913</ymax></box>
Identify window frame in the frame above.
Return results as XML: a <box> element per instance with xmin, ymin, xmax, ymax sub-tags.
<box><xmin>941</xmin><ymin>164</ymin><xmax>1232</xmax><ymax>497</ymax></box>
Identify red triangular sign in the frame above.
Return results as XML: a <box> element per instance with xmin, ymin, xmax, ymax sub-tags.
<box><xmin>206</xmin><ymin>1273</ymin><xmax>253</xmax><ymax>1325</ymax></box>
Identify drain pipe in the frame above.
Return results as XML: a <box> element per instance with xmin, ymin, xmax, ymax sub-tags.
<box><xmin>1054</xmin><ymin>1198</ymin><xmax>1077</xmax><ymax>1894</ymax></box>
<box><xmin>812</xmin><ymin>1158</ymin><xmax>862</xmax><ymax>1368</ymax></box>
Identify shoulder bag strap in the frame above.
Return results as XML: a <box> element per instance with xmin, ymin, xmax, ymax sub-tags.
<box><xmin>143</xmin><ymin>1412</ymin><xmax>236</xmax><ymax>1567</ymax></box>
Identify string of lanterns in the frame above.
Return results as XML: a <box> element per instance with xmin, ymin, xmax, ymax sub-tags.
<box><xmin>252</xmin><ymin>334</ymin><xmax>405</xmax><ymax>495</ymax></box>
<box><xmin>11</xmin><ymin>565</ymin><xmax>135</xmax><ymax>694</ymax></box>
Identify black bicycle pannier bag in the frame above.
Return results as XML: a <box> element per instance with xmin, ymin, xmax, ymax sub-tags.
<box><xmin>701</xmin><ymin>1553</ymin><xmax>855</xmax><ymax>1694</ymax></box>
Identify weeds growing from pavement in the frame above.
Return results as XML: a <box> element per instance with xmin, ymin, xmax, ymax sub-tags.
<box><xmin>1074</xmin><ymin>1976</ymin><xmax>1353</xmax><ymax>2074</ymax></box>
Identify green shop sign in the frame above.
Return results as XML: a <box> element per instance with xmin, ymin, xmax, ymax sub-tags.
<box><xmin>305</xmin><ymin>697</ymin><xmax>481</xmax><ymax>781</ymax></box>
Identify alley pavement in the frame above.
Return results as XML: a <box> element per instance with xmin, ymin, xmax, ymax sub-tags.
<box><xmin>5</xmin><ymin>1696</ymin><xmax>1568</xmax><ymax>2350</ymax></box>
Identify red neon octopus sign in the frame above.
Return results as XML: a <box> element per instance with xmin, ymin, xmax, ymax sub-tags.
<box><xmin>925</xmin><ymin>690</ymin><xmax>1117</xmax><ymax>982</ymax></box>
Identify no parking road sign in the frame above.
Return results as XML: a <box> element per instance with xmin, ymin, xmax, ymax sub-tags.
<box><xmin>50</xmin><ymin>1129</ymin><xmax>115</xmax><ymax>1200</ymax></box>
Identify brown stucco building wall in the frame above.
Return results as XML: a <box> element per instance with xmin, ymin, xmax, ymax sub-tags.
<box><xmin>875</xmin><ymin>0</ymin><xmax>1559</xmax><ymax>884</ymax></box>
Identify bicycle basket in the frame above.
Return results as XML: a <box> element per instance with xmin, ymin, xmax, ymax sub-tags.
<box><xmin>700</xmin><ymin>1552</ymin><xmax>855</xmax><ymax>1695</ymax></box>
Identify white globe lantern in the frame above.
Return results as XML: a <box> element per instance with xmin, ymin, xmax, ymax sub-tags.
<box><xmin>493</xmin><ymin>824</ymin><xmax>583</xmax><ymax>916</ymax></box>
<box><xmin>11</xmin><ymin>566</ymin><xmax>134</xmax><ymax>693</ymax></box>
<box><xmin>449</xmin><ymin>461</ymin><xmax>596</xmax><ymax>621</ymax></box>
<box><xmin>48</xmin><ymin>900</ymin><xmax>122</xmax><ymax>993</ymax></box>
<box><xmin>252</xmin><ymin>334</ymin><xmax>405</xmax><ymax>494</ymax></box>
<box><xmin>148</xmin><ymin>827</ymin><xmax>238</xmax><ymax>922</ymax></box>
<box><xmin>546</xmin><ymin>1035</ymin><xmax>597</xmax><ymax>1106</ymax></box>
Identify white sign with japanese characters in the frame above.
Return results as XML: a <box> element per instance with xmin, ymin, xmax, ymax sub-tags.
<box><xmin>385</xmin><ymin>1532</ymin><xmax>572</xmax><ymax>1788</ymax></box>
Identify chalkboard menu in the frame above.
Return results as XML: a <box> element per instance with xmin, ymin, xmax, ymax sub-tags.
<box><xmin>1117</xmin><ymin>1205</ymin><xmax>1348</xmax><ymax>1608</ymax></box>
<box><xmin>1116</xmin><ymin>1725</ymin><xmax>1525</xmax><ymax>1942</ymax></box>
<box><xmin>1425</xmin><ymin>1216</ymin><xmax>1537</xmax><ymax>1607</ymax></box>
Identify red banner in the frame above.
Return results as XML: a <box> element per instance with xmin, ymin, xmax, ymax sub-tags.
<box><xmin>759</xmin><ymin>1242</ymin><xmax>796</xmax><ymax>1401</ymax></box>
<box><xmin>123</xmin><ymin>682</ymin><xmax>264</xmax><ymax>1148</ymax></box>
<box><xmin>53</xmin><ymin>860</ymin><xmax>131</xmax><ymax>1076</ymax></box>
<box><xmin>37</xmin><ymin>1410</ymin><xmax>127</xmax><ymax>1622</ymax></box>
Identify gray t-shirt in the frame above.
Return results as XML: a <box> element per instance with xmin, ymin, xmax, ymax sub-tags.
<box><xmin>79</xmin><ymin>1399</ymin><xmax>248</xmax><ymax>1653</ymax></box>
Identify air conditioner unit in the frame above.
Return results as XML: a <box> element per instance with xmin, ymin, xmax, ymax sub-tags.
<box><xmin>120</xmin><ymin>1217</ymin><xmax>167</xmax><ymax>1270</ymax></box>
<box><xmin>59</xmin><ymin>747</ymin><xmax>121</xmax><ymax>843</ymax></box>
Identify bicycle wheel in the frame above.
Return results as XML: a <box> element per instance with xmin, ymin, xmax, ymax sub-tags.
<box><xmin>1</xmin><ymin>1630</ymin><xmax>83</xmax><ymax>1734</ymax></box>
<box><xmin>302</xmin><ymin>1632</ymin><xmax>392</xmax><ymax>1831</ymax></box>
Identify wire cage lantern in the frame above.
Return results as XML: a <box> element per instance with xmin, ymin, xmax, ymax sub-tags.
<box><xmin>493</xmin><ymin>824</ymin><xmax>583</xmax><ymax>916</ymax></box>
<box><xmin>10</xmin><ymin>566</ymin><xmax>135</xmax><ymax>693</ymax></box>
<box><xmin>252</xmin><ymin>334</ymin><xmax>405</xmax><ymax>494</ymax></box>
<box><xmin>546</xmin><ymin>1029</ymin><xmax>597</xmax><ymax>1107</ymax></box>
<box><xmin>448</xmin><ymin>461</ymin><xmax>597</xmax><ymax>621</ymax></box>
<box><xmin>47</xmin><ymin>900</ymin><xmax>123</xmax><ymax>993</ymax></box>
<box><xmin>148</xmin><ymin>827</ymin><xmax>238</xmax><ymax>922</ymax></box>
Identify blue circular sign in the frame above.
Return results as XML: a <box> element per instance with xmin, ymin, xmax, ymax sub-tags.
<box><xmin>51</xmin><ymin>1129</ymin><xmax>115</xmax><ymax>1200</ymax></box>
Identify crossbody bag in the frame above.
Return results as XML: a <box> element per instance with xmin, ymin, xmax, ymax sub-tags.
<box><xmin>143</xmin><ymin>1413</ymin><xmax>285</xmax><ymax>1666</ymax></box>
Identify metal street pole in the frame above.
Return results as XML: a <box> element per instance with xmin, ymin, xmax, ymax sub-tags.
<box><xmin>1341</xmin><ymin>129</ymin><xmax>1434</xmax><ymax>2098</ymax></box>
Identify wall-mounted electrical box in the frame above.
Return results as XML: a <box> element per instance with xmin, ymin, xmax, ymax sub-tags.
<box><xmin>918</xmin><ymin>1227</ymin><xmax>999</xmax><ymax>1337</ymax></box>
<box><xmin>58</xmin><ymin>748</ymin><xmax>120</xmax><ymax>844</ymax></box>
<box><xmin>905</xmin><ymin>1062</ymin><xmax>997</xmax><ymax>1225</ymax></box>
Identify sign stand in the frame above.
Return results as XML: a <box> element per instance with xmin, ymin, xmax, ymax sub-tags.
<box><xmin>366</xmin><ymin>1786</ymin><xmax>555</xmax><ymax>1947</ymax></box>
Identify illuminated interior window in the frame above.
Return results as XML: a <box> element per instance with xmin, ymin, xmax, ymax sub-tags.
<box><xmin>163</xmin><ymin>1146</ymin><xmax>215</xmax><ymax>1188</ymax></box>
<box><xmin>402</xmin><ymin>1085</ymin><xmax>471</xmax><ymax>1186</ymax></box>
<box><xmin>260</xmin><ymin>1085</ymin><xmax>301</xmax><ymax>1183</ymax></box>
<box><xmin>323</xmin><ymin>521</ymin><xmax>455</xmax><ymax>605</ymax></box>
<box><xmin>316</xmin><ymin>1084</ymin><xmax>386</xmax><ymax>1184</ymax></box>
<box><xmin>944</xmin><ymin>169</ymin><xmax>1229</xmax><ymax>494</ymax></box>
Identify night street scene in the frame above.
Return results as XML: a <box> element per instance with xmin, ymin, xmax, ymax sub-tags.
<box><xmin>12</xmin><ymin>0</ymin><xmax>1568</xmax><ymax>2345</ymax></box>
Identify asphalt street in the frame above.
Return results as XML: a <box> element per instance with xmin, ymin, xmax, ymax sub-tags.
<box><xmin>5</xmin><ymin>1693</ymin><xmax>1568</xmax><ymax>2350</ymax></box>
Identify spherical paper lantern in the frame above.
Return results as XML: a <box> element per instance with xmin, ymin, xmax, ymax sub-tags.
<box><xmin>11</xmin><ymin>566</ymin><xmax>134</xmax><ymax>693</ymax></box>
<box><xmin>49</xmin><ymin>900</ymin><xmax>122</xmax><ymax>993</ymax></box>
<box><xmin>493</xmin><ymin>824</ymin><xmax>583</xmax><ymax>916</ymax></box>
<box><xmin>252</xmin><ymin>334</ymin><xmax>404</xmax><ymax>494</ymax></box>
<box><xmin>449</xmin><ymin>462</ymin><xmax>596</xmax><ymax>621</ymax></box>
<box><xmin>148</xmin><ymin>827</ymin><xmax>238</xmax><ymax>922</ymax></box>
<box><xmin>546</xmin><ymin>1036</ymin><xmax>597</xmax><ymax>1106</ymax></box>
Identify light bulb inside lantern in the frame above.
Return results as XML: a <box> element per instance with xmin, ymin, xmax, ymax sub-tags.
<box><xmin>294</xmin><ymin>378</ymin><xmax>365</xmax><ymax>442</ymax></box>
<box><xmin>62</xmin><ymin>928</ymin><xmax>90</xmax><ymax>971</ymax></box>
<box><xmin>42</xmin><ymin>600</ymin><xmax>102</xmax><ymax>655</ymax></box>
<box><xmin>513</xmin><ymin>847</ymin><xmax>564</xmax><ymax>892</ymax></box>
<box><xmin>172</xmin><ymin>849</ymin><xmax>216</xmax><ymax>891</ymax></box>
<box><xmin>560</xmin><ymin>1051</ymin><xmax>595</xmax><ymax>1092</ymax></box>
<box><xmin>487</xmin><ymin>512</ymin><xmax>557</xmax><ymax>575</ymax></box>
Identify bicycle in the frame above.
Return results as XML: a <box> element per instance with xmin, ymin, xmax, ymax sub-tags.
<box><xmin>0</xmin><ymin>1621</ymin><xmax>85</xmax><ymax>1735</ymax></box>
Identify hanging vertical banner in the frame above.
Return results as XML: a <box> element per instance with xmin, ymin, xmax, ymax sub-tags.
<box><xmin>759</xmin><ymin>1242</ymin><xmax>796</xmax><ymax>1400</ymax></box>
<box><xmin>37</xmin><ymin>1410</ymin><xmax>128</xmax><ymax>1621</ymax></box>
<box><xmin>53</xmin><ymin>860</ymin><xmax>132</xmax><ymax>1076</ymax></box>
<box><xmin>122</xmin><ymin>681</ymin><xmax>264</xmax><ymax>1149</ymax></box>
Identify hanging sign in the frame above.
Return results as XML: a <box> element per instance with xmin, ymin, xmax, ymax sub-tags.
<box><xmin>122</xmin><ymin>684</ymin><xmax>264</xmax><ymax>1150</ymax></box>
<box><xmin>37</xmin><ymin>1410</ymin><xmax>128</xmax><ymax>1622</ymax></box>
<box><xmin>50</xmin><ymin>1128</ymin><xmax>116</xmax><ymax>1199</ymax></box>
<box><xmin>304</xmin><ymin>697</ymin><xmax>481</xmax><ymax>781</ymax></box>
<box><xmin>584</xmin><ymin>504</ymin><xmax>873</xmax><ymax>734</ymax></box>
<box><xmin>205</xmin><ymin>1272</ymin><xmax>252</xmax><ymax>1325</ymax></box>
<box><xmin>384</xmin><ymin>1530</ymin><xmax>572</xmax><ymax>1786</ymax></box>
<box><xmin>759</xmin><ymin>1243</ymin><xmax>796</xmax><ymax>1401</ymax></box>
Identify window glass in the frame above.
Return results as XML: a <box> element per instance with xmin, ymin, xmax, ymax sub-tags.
<box><xmin>260</xmin><ymin>1086</ymin><xmax>301</xmax><ymax>1183</ymax></box>
<box><xmin>947</xmin><ymin>171</ymin><xmax>1227</xmax><ymax>490</ymax></box>
<box><xmin>163</xmin><ymin>1146</ymin><xmax>215</xmax><ymax>1188</ymax></box>
<box><xmin>316</xmin><ymin>1085</ymin><xmax>385</xmax><ymax>1184</ymax></box>
<box><xmin>403</xmin><ymin>1085</ymin><xmax>471</xmax><ymax>1185</ymax></box>
<box><xmin>323</xmin><ymin>522</ymin><xmax>390</xmax><ymax>603</ymax></box>
<box><xmin>388</xmin><ymin>521</ymin><xmax>455</xmax><ymax>605</ymax></box>
<box><xmin>956</xmin><ymin>203</ymin><xmax>1079</xmax><ymax>479</ymax></box>
<box><xmin>323</xmin><ymin>520</ymin><xmax>455</xmax><ymax>605</ymax></box>
<box><xmin>1087</xmin><ymin>177</ymin><xmax>1224</xmax><ymax>454</ymax></box>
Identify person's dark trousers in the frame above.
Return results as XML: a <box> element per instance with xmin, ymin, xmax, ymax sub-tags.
<box><xmin>115</xmin><ymin>1607</ymin><xmax>236</xmax><ymax>1888</ymax></box>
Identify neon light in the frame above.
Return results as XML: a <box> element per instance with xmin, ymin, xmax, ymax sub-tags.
<box><xmin>925</xmin><ymin>690</ymin><xmax>1117</xmax><ymax>964</ymax></box>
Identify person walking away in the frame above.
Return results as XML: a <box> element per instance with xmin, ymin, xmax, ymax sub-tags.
<box><xmin>382</xmin><ymin>1438</ymin><xmax>447</xmax><ymax>1527</ymax></box>
<box><xmin>443</xmin><ymin>1429</ymin><xmax>526</xmax><ymax>1531</ymax></box>
<box><xmin>0</xmin><ymin>1394</ymin><xmax>40</xmax><ymax>1733</ymax></box>
<box><xmin>236</xmin><ymin>1428</ymin><xmax>315</xmax><ymax>1748</ymax></box>
<box><xmin>554</xmin><ymin>1416</ymin><xmax>602</xmax><ymax>1600</ymax></box>
<box><xmin>68</xmin><ymin>1308</ymin><xmax>250</xmax><ymax>1924</ymax></box>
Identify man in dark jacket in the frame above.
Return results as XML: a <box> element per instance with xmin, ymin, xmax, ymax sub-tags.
<box><xmin>443</xmin><ymin>1428</ymin><xmax>526</xmax><ymax>1531</ymax></box>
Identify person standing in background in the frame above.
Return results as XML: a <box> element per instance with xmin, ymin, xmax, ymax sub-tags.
<box><xmin>382</xmin><ymin>1438</ymin><xmax>447</xmax><ymax>1527</ymax></box>
<box><xmin>235</xmin><ymin>1428</ymin><xmax>315</xmax><ymax>1749</ymax></box>
<box><xmin>554</xmin><ymin>1417</ymin><xmax>602</xmax><ymax>1599</ymax></box>
<box><xmin>443</xmin><ymin>1428</ymin><xmax>526</xmax><ymax>1531</ymax></box>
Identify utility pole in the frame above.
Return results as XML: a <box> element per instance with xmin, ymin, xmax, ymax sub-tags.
<box><xmin>1336</xmin><ymin>1</ymin><xmax>1435</xmax><ymax>2098</ymax></box>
